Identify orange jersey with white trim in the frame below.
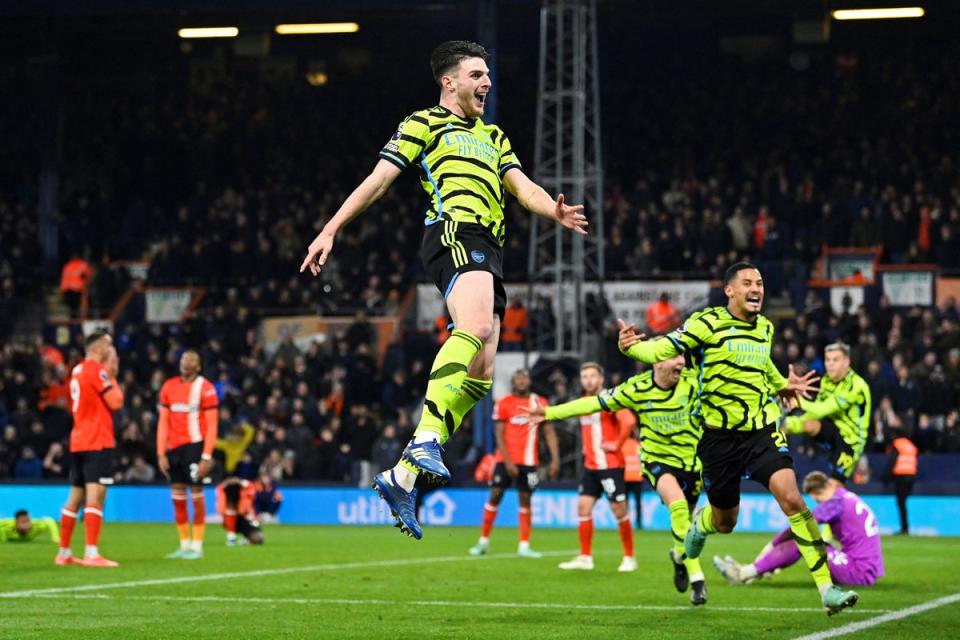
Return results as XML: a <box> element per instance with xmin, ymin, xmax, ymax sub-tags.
<box><xmin>216</xmin><ymin>480</ymin><xmax>256</xmax><ymax>518</ymax></box>
<box><xmin>159</xmin><ymin>375</ymin><xmax>219</xmax><ymax>450</ymax></box>
<box><xmin>69</xmin><ymin>359</ymin><xmax>117</xmax><ymax>452</ymax></box>
<box><xmin>493</xmin><ymin>393</ymin><xmax>548</xmax><ymax>466</ymax></box>
<box><xmin>579</xmin><ymin>408</ymin><xmax>636</xmax><ymax>470</ymax></box>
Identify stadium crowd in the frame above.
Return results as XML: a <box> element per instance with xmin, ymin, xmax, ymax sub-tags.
<box><xmin>2</xmin><ymin>43</ymin><xmax>960</xmax><ymax>480</ymax></box>
<box><xmin>2</xmin><ymin>287</ymin><xmax>960</xmax><ymax>482</ymax></box>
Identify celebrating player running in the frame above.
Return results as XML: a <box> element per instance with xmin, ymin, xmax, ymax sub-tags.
<box><xmin>618</xmin><ymin>262</ymin><xmax>859</xmax><ymax>615</ymax></box>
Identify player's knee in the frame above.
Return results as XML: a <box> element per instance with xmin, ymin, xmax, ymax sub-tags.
<box><xmin>713</xmin><ymin>509</ymin><xmax>738</xmax><ymax>533</ymax></box>
<box><xmin>781</xmin><ymin>493</ymin><xmax>807</xmax><ymax>515</ymax></box>
<box><xmin>715</xmin><ymin>520</ymin><xmax>736</xmax><ymax>534</ymax></box>
<box><xmin>459</xmin><ymin>320</ymin><xmax>494</xmax><ymax>343</ymax></box>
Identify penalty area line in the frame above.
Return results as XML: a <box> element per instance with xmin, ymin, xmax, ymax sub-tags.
<box><xmin>0</xmin><ymin>550</ymin><xmax>575</xmax><ymax>598</ymax></box>
<box><xmin>790</xmin><ymin>592</ymin><xmax>960</xmax><ymax>640</ymax></box>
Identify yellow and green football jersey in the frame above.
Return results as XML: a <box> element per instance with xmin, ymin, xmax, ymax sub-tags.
<box><xmin>624</xmin><ymin>306</ymin><xmax>788</xmax><ymax>432</ymax></box>
<box><xmin>379</xmin><ymin>106</ymin><xmax>521</xmax><ymax>245</ymax></box>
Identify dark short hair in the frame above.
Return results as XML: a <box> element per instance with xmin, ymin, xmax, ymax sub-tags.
<box><xmin>724</xmin><ymin>261</ymin><xmax>761</xmax><ymax>284</ymax></box>
<box><xmin>14</xmin><ymin>509</ymin><xmax>28</xmax><ymax>518</ymax></box>
<box><xmin>430</xmin><ymin>40</ymin><xmax>489</xmax><ymax>85</ymax></box>
<box><xmin>183</xmin><ymin>348</ymin><xmax>204</xmax><ymax>368</ymax></box>
<box><xmin>84</xmin><ymin>330</ymin><xmax>111</xmax><ymax>349</ymax></box>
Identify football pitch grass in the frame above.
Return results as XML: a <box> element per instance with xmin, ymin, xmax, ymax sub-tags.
<box><xmin>3</xmin><ymin>523</ymin><xmax>959</xmax><ymax>639</ymax></box>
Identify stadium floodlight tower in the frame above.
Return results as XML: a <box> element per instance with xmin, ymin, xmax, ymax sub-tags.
<box><xmin>528</xmin><ymin>0</ymin><xmax>604</xmax><ymax>359</ymax></box>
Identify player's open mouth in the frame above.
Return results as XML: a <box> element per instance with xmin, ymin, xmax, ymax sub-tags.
<box><xmin>746</xmin><ymin>295</ymin><xmax>762</xmax><ymax>306</ymax></box>
<box><xmin>475</xmin><ymin>93</ymin><xmax>487</xmax><ymax>107</ymax></box>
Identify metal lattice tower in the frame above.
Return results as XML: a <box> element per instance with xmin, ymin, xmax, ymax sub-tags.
<box><xmin>528</xmin><ymin>0</ymin><xmax>604</xmax><ymax>358</ymax></box>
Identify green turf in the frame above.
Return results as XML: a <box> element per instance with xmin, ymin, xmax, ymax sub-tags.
<box><xmin>2</xmin><ymin>523</ymin><xmax>958</xmax><ymax>639</ymax></box>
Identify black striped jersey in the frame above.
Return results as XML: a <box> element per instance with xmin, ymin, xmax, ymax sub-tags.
<box><xmin>624</xmin><ymin>306</ymin><xmax>788</xmax><ymax>432</ymax></box>
<box><xmin>599</xmin><ymin>369</ymin><xmax>702</xmax><ymax>472</ymax></box>
<box><xmin>379</xmin><ymin>106</ymin><xmax>521</xmax><ymax>245</ymax></box>
<box><xmin>798</xmin><ymin>369</ymin><xmax>872</xmax><ymax>454</ymax></box>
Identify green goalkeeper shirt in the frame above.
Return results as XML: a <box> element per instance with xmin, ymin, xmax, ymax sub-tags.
<box><xmin>0</xmin><ymin>517</ymin><xmax>60</xmax><ymax>543</ymax></box>
<box><xmin>623</xmin><ymin>306</ymin><xmax>787</xmax><ymax>432</ymax></box>
<box><xmin>379</xmin><ymin>106</ymin><xmax>521</xmax><ymax>245</ymax></box>
<box><xmin>545</xmin><ymin>369</ymin><xmax>702</xmax><ymax>472</ymax></box>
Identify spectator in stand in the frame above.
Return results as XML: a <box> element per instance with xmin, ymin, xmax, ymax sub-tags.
<box><xmin>345</xmin><ymin>310</ymin><xmax>376</xmax><ymax>351</ymax></box>
<box><xmin>372</xmin><ymin>423</ymin><xmax>404</xmax><ymax>473</ymax></box>
<box><xmin>60</xmin><ymin>253</ymin><xmax>92</xmax><ymax>318</ymax></box>
<box><xmin>254</xmin><ymin>472</ymin><xmax>283</xmax><ymax>523</ymax></box>
<box><xmin>884</xmin><ymin>430</ymin><xmax>918</xmax><ymax>535</ymax></box>
<box><xmin>433</xmin><ymin>310</ymin><xmax>452</xmax><ymax>345</ymax></box>
<box><xmin>43</xmin><ymin>442</ymin><xmax>68</xmax><ymax>478</ymax></box>
<box><xmin>14</xmin><ymin>446</ymin><xmax>43</xmax><ymax>479</ymax></box>
<box><xmin>500</xmin><ymin>296</ymin><xmax>528</xmax><ymax>352</ymax></box>
<box><xmin>646</xmin><ymin>293</ymin><xmax>681</xmax><ymax>335</ymax></box>
<box><xmin>345</xmin><ymin>404</ymin><xmax>376</xmax><ymax>486</ymax></box>
<box><xmin>123</xmin><ymin>455</ymin><xmax>156</xmax><ymax>484</ymax></box>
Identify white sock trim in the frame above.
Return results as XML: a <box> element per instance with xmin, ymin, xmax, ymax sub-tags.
<box><xmin>391</xmin><ymin>463</ymin><xmax>418</xmax><ymax>492</ymax></box>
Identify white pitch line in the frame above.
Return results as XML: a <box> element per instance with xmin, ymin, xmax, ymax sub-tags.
<box><xmin>790</xmin><ymin>592</ymin><xmax>960</xmax><ymax>640</ymax></box>
<box><xmin>0</xmin><ymin>550</ymin><xmax>575</xmax><ymax>598</ymax></box>
<box><xmin>12</xmin><ymin>592</ymin><xmax>894</xmax><ymax>615</ymax></box>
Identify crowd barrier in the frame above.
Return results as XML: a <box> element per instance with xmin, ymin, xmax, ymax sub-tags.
<box><xmin>2</xmin><ymin>485</ymin><xmax>958</xmax><ymax>536</ymax></box>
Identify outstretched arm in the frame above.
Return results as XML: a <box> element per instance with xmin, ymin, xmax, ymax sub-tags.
<box><xmin>539</xmin><ymin>395</ymin><xmax>606</xmax><ymax>422</ymax></box>
<box><xmin>617</xmin><ymin>318</ymin><xmax>688</xmax><ymax>364</ymax></box>
<box><xmin>40</xmin><ymin>517</ymin><xmax>60</xmax><ymax>544</ymax></box>
<box><xmin>300</xmin><ymin>159</ymin><xmax>403</xmax><ymax>275</ymax></box>
<box><xmin>621</xmin><ymin>335</ymin><xmax>683</xmax><ymax>364</ymax></box>
<box><xmin>503</xmin><ymin>168</ymin><xmax>588</xmax><ymax>235</ymax></box>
